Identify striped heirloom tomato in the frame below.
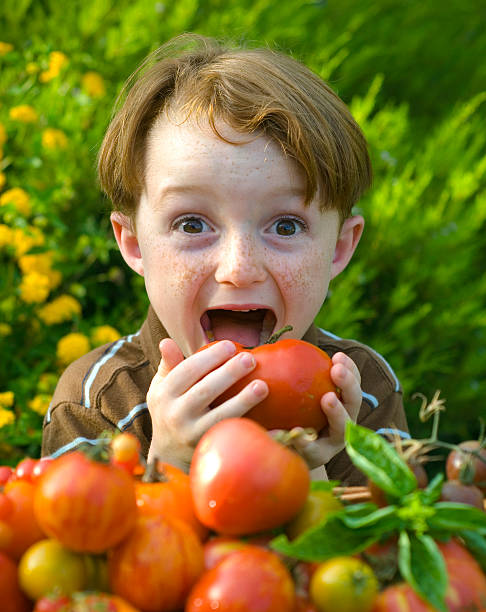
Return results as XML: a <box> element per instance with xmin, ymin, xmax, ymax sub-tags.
<box><xmin>33</xmin><ymin>449</ymin><xmax>137</xmax><ymax>553</ymax></box>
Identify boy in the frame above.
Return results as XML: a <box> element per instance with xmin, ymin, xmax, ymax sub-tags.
<box><xmin>42</xmin><ymin>34</ymin><xmax>408</xmax><ymax>483</ymax></box>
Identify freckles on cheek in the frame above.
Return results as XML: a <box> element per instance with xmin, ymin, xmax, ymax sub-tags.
<box><xmin>166</xmin><ymin>260</ymin><xmax>206</xmax><ymax>297</ymax></box>
<box><xmin>279</xmin><ymin>251</ymin><xmax>328</xmax><ymax>303</ymax></box>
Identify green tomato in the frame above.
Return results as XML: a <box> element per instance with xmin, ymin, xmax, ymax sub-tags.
<box><xmin>285</xmin><ymin>490</ymin><xmax>343</xmax><ymax>540</ymax></box>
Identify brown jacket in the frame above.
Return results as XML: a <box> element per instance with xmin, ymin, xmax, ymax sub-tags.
<box><xmin>42</xmin><ymin>306</ymin><xmax>408</xmax><ymax>485</ymax></box>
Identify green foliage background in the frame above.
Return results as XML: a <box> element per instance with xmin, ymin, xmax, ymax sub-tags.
<box><xmin>1</xmin><ymin>0</ymin><xmax>485</xmax><ymax>462</ymax></box>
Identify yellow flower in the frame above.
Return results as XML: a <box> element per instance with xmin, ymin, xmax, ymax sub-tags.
<box><xmin>28</xmin><ymin>393</ymin><xmax>52</xmax><ymax>416</ymax></box>
<box><xmin>18</xmin><ymin>251</ymin><xmax>54</xmax><ymax>275</ymax></box>
<box><xmin>0</xmin><ymin>123</ymin><xmax>7</xmax><ymax>146</ymax></box>
<box><xmin>18</xmin><ymin>252</ymin><xmax>61</xmax><ymax>291</ymax></box>
<box><xmin>0</xmin><ymin>173</ymin><xmax>6</xmax><ymax>190</ymax></box>
<box><xmin>9</xmin><ymin>105</ymin><xmax>38</xmax><ymax>123</ymax></box>
<box><xmin>91</xmin><ymin>325</ymin><xmax>121</xmax><ymax>347</ymax></box>
<box><xmin>19</xmin><ymin>271</ymin><xmax>51</xmax><ymax>303</ymax></box>
<box><xmin>42</xmin><ymin>128</ymin><xmax>68</xmax><ymax>151</ymax></box>
<box><xmin>40</xmin><ymin>51</ymin><xmax>68</xmax><ymax>83</ymax></box>
<box><xmin>0</xmin><ymin>391</ymin><xmax>14</xmax><ymax>408</ymax></box>
<box><xmin>0</xmin><ymin>323</ymin><xmax>12</xmax><ymax>336</ymax></box>
<box><xmin>49</xmin><ymin>51</ymin><xmax>68</xmax><ymax>70</ymax></box>
<box><xmin>0</xmin><ymin>224</ymin><xmax>13</xmax><ymax>248</ymax></box>
<box><xmin>0</xmin><ymin>187</ymin><xmax>31</xmax><ymax>216</ymax></box>
<box><xmin>81</xmin><ymin>72</ymin><xmax>106</xmax><ymax>98</ymax></box>
<box><xmin>38</xmin><ymin>294</ymin><xmax>82</xmax><ymax>325</ymax></box>
<box><xmin>0</xmin><ymin>42</ymin><xmax>14</xmax><ymax>56</ymax></box>
<box><xmin>0</xmin><ymin>409</ymin><xmax>14</xmax><ymax>428</ymax></box>
<box><xmin>57</xmin><ymin>332</ymin><xmax>90</xmax><ymax>365</ymax></box>
<box><xmin>11</xmin><ymin>226</ymin><xmax>45</xmax><ymax>256</ymax></box>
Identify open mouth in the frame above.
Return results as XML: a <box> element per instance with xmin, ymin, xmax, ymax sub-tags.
<box><xmin>201</xmin><ymin>308</ymin><xmax>277</xmax><ymax>347</ymax></box>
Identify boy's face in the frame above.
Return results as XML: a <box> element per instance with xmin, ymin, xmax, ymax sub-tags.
<box><xmin>112</xmin><ymin>117</ymin><xmax>363</xmax><ymax>356</ymax></box>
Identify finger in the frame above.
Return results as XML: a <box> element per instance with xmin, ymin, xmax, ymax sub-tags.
<box><xmin>157</xmin><ymin>338</ymin><xmax>185</xmax><ymax>377</ymax></box>
<box><xmin>163</xmin><ymin>340</ymin><xmax>237</xmax><ymax>396</ymax></box>
<box><xmin>331</xmin><ymin>352</ymin><xmax>361</xmax><ymax>385</ymax></box>
<box><xmin>321</xmin><ymin>392</ymin><xmax>354</xmax><ymax>434</ymax></box>
<box><xmin>184</xmin><ymin>351</ymin><xmax>260</xmax><ymax>414</ymax></box>
<box><xmin>196</xmin><ymin>378</ymin><xmax>269</xmax><ymax>435</ymax></box>
<box><xmin>329</xmin><ymin>363</ymin><xmax>361</xmax><ymax>420</ymax></box>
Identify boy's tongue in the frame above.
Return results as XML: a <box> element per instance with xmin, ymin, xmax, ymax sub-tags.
<box><xmin>203</xmin><ymin>310</ymin><xmax>265</xmax><ymax>347</ymax></box>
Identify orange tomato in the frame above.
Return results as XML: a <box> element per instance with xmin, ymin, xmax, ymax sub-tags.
<box><xmin>109</xmin><ymin>514</ymin><xmax>204</xmax><ymax>611</ymax></box>
<box><xmin>135</xmin><ymin>461</ymin><xmax>208</xmax><ymax>540</ymax></box>
<box><xmin>34</xmin><ymin>451</ymin><xmax>137</xmax><ymax>553</ymax></box>
<box><xmin>2</xmin><ymin>479</ymin><xmax>44</xmax><ymax>560</ymax></box>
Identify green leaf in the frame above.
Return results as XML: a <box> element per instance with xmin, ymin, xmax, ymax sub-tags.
<box><xmin>310</xmin><ymin>480</ymin><xmax>340</xmax><ymax>491</ymax></box>
<box><xmin>345</xmin><ymin>422</ymin><xmax>417</xmax><ymax>497</ymax></box>
<box><xmin>270</xmin><ymin>508</ymin><xmax>397</xmax><ymax>561</ymax></box>
<box><xmin>428</xmin><ymin>502</ymin><xmax>486</xmax><ymax>533</ymax></box>
<box><xmin>459</xmin><ymin>530</ymin><xmax>486</xmax><ymax>573</ymax></box>
<box><xmin>398</xmin><ymin>531</ymin><xmax>448</xmax><ymax>612</ymax></box>
<box><xmin>341</xmin><ymin>504</ymin><xmax>400</xmax><ymax>529</ymax></box>
<box><xmin>421</xmin><ymin>472</ymin><xmax>444</xmax><ymax>505</ymax></box>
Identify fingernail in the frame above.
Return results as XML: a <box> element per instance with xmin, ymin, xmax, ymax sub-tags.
<box><xmin>222</xmin><ymin>341</ymin><xmax>237</xmax><ymax>355</ymax></box>
<box><xmin>240</xmin><ymin>352</ymin><xmax>255</xmax><ymax>368</ymax></box>
<box><xmin>251</xmin><ymin>381</ymin><xmax>267</xmax><ymax>398</ymax></box>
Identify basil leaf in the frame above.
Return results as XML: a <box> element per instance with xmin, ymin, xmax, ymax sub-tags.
<box><xmin>271</xmin><ymin>514</ymin><xmax>383</xmax><ymax>561</ymax></box>
<box><xmin>421</xmin><ymin>472</ymin><xmax>444</xmax><ymax>505</ymax></box>
<box><xmin>341</xmin><ymin>505</ymin><xmax>400</xmax><ymax>529</ymax></box>
<box><xmin>310</xmin><ymin>480</ymin><xmax>340</xmax><ymax>491</ymax></box>
<box><xmin>458</xmin><ymin>530</ymin><xmax>486</xmax><ymax>573</ymax></box>
<box><xmin>428</xmin><ymin>502</ymin><xmax>486</xmax><ymax>532</ymax></box>
<box><xmin>398</xmin><ymin>531</ymin><xmax>448</xmax><ymax>612</ymax></box>
<box><xmin>345</xmin><ymin>422</ymin><xmax>417</xmax><ymax>497</ymax></box>
<box><xmin>341</xmin><ymin>502</ymin><xmax>379</xmax><ymax>516</ymax></box>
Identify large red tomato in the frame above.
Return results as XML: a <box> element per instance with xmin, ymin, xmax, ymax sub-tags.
<box><xmin>33</xmin><ymin>451</ymin><xmax>137</xmax><ymax>553</ymax></box>
<box><xmin>108</xmin><ymin>514</ymin><xmax>204</xmax><ymax>612</ymax></box>
<box><xmin>135</xmin><ymin>461</ymin><xmax>208</xmax><ymax>540</ymax></box>
<box><xmin>200</xmin><ymin>339</ymin><xmax>336</xmax><ymax>432</ymax></box>
<box><xmin>0</xmin><ymin>551</ymin><xmax>31</xmax><ymax>612</ymax></box>
<box><xmin>190</xmin><ymin>417</ymin><xmax>310</xmax><ymax>535</ymax></box>
<box><xmin>186</xmin><ymin>546</ymin><xmax>296</xmax><ymax>612</ymax></box>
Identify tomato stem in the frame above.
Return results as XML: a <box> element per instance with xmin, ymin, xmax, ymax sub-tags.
<box><xmin>79</xmin><ymin>437</ymin><xmax>111</xmax><ymax>463</ymax></box>
<box><xmin>266</xmin><ymin>325</ymin><xmax>293</xmax><ymax>344</ymax></box>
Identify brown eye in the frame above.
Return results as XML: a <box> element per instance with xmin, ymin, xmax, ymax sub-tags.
<box><xmin>175</xmin><ymin>217</ymin><xmax>209</xmax><ymax>234</ymax></box>
<box><xmin>275</xmin><ymin>219</ymin><xmax>299</xmax><ymax>236</ymax></box>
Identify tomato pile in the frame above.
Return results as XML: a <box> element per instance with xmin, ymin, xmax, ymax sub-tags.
<box><xmin>0</xmin><ymin>413</ymin><xmax>486</xmax><ymax>611</ymax></box>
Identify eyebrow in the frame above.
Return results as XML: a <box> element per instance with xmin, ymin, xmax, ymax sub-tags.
<box><xmin>156</xmin><ymin>183</ymin><xmax>306</xmax><ymax>203</ymax></box>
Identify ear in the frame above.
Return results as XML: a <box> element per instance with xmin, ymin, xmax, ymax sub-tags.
<box><xmin>330</xmin><ymin>215</ymin><xmax>364</xmax><ymax>279</ymax></box>
<box><xmin>110</xmin><ymin>212</ymin><xmax>144</xmax><ymax>276</ymax></box>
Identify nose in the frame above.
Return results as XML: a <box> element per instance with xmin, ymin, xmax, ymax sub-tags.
<box><xmin>214</xmin><ymin>231</ymin><xmax>267</xmax><ymax>287</ymax></box>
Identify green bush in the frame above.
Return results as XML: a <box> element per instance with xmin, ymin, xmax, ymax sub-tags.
<box><xmin>0</xmin><ymin>0</ymin><xmax>485</xmax><ymax>462</ymax></box>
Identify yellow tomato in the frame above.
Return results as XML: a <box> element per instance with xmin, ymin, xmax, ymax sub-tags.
<box><xmin>18</xmin><ymin>538</ymin><xmax>87</xmax><ymax>600</ymax></box>
<box><xmin>286</xmin><ymin>490</ymin><xmax>343</xmax><ymax>540</ymax></box>
<box><xmin>310</xmin><ymin>556</ymin><xmax>378</xmax><ymax>612</ymax></box>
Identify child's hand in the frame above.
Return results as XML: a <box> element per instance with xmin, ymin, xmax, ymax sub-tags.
<box><xmin>290</xmin><ymin>352</ymin><xmax>362</xmax><ymax>477</ymax></box>
<box><xmin>146</xmin><ymin>338</ymin><xmax>269</xmax><ymax>471</ymax></box>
